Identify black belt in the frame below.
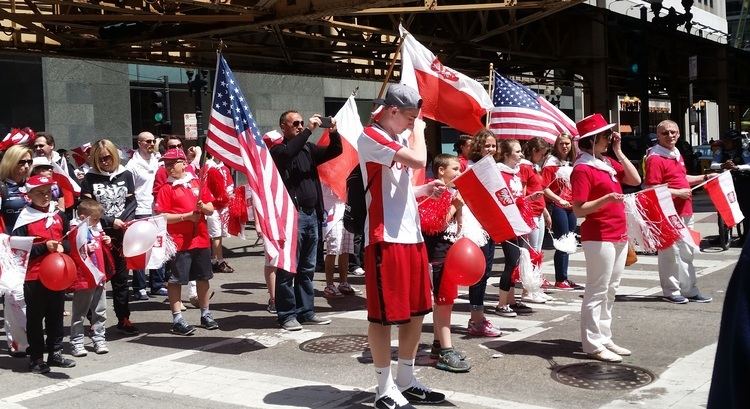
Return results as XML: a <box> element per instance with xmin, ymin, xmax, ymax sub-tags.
<box><xmin>298</xmin><ymin>206</ymin><xmax>316</xmax><ymax>214</ymax></box>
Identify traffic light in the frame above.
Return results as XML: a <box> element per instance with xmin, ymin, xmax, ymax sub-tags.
<box><xmin>150</xmin><ymin>77</ymin><xmax>171</xmax><ymax>134</ymax></box>
<box><xmin>151</xmin><ymin>91</ymin><xmax>166</xmax><ymax>124</ymax></box>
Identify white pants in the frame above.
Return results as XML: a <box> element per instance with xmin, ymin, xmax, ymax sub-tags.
<box><xmin>580</xmin><ymin>241</ymin><xmax>627</xmax><ymax>354</ymax></box>
<box><xmin>2</xmin><ymin>285</ymin><xmax>28</xmax><ymax>354</ymax></box>
<box><xmin>657</xmin><ymin>215</ymin><xmax>699</xmax><ymax>298</ymax></box>
<box><xmin>527</xmin><ymin>215</ymin><xmax>545</xmax><ymax>252</ymax></box>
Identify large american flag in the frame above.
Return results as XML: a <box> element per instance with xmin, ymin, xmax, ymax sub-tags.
<box><xmin>488</xmin><ymin>72</ymin><xmax>578</xmax><ymax>144</ymax></box>
<box><xmin>206</xmin><ymin>55</ymin><xmax>298</xmax><ymax>272</ymax></box>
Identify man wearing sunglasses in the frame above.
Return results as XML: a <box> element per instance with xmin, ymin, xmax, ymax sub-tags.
<box><xmin>126</xmin><ymin>131</ymin><xmax>167</xmax><ymax>299</ymax></box>
<box><xmin>269</xmin><ymin>111</ymin><xmax>342</xmax><ymax>331</ymax></box>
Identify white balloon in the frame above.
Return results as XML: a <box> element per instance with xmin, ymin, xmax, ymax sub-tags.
<box><xmin>123</xmin><ymin>220</ymin><xmax>159</xmax><ymax>257</ymax></box>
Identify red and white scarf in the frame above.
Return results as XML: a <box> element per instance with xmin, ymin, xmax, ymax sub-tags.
<box><xmin>574</xmin><ymin>152</ymin><xmax>617</xmax><ymax>181</ymax></box>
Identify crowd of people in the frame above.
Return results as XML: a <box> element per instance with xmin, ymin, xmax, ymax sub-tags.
<box><xmin>0</xmin><ymin>84</ymin><xmax>719</xmax><ymax>409</ymax></box>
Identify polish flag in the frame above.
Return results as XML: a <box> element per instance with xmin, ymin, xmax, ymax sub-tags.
<box><xmin>399</xmin><ymin>25</ymin><xmax>493</xmax><ymax>135</ymax></box>
<box><xmin>51</xmin><ymin>159</ymin><xmax>81</xmax><ymax>209</ymax></box>
<box><xmin>704</xmin><ymin>171</ymin><xmax>745</xmax><ymax>228</ymax></box>
<box><xmin>0</xmin><ymin>234</ymin><xmax>35</xmax><ymax>291</ymax></box>
<box><xmin>625</xmin><ymin>186</ymin><xmax>694</xmax><ymax>252</ymax></box>
<box><xmin>452</xmin><ymin>155</ymin><xmax>532</xmax><ymax>242</ymax></box>
<box><xmin>262</xmin><ymin>130</ymin><xmax>283</xmax><ymax>149</ymax></box>
<box><xmin>70</xmin><ymin>143</ymin><xmax>91</xmax><ymax>167</ymax></box>
<box><xmin>317</xmin><ymin>95</ymin><xmax>363</xmax><ymax>201</ymax></box>
<box><xmin>69</xmin><ymin>220</ymin><xmax>106</xmax><ymax>286</ymax></box>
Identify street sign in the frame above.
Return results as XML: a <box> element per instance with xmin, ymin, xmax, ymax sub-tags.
<box><xmin>689</xmin><ymin>55</ymin><xmax>697</xmax><ymax>81</ymax></box>
<box><xmin>184</xmin><ymin>113</ymin><xmax>198</xmax><ymax>140</ymax></box>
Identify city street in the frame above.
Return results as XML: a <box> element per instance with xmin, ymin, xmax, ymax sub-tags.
<box><xmin>0</xmin><ymin>194</ymin><xmax>740</xmax><ymax>409</ymax></box>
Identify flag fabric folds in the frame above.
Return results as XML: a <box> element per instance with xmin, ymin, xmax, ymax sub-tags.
<box><xmin>452</xmin><ymin>156</ymin><xmax>533</xmax><ymax>243</ymax></box>
<box><xmin>704</xmin><ymin>171</ymin><xmax>745</xmax><ymax>229</ymax></box>
<box><xmin>399</xmin><ymin>25</ymin><xmax>493</xmax><ymax>135</ymax></box>
<box><xmin>624</xmin><ymin>186</ymin><xmax>692</xmax><ymax>253</ymax></box>
<box><xmin>316</xmin><ymin>95</ymin><xmax>363</xmax><ymax>201</ymax></box>
<box><xmin>206</xmin><ymin>55</ymin><xmax>298</xmax><ymax>272</ymax></box>
<box><xmin>489</xmin><ymin>72</ymin><xmax>578</xmax><ymax>144</ymax></box>
<box><xmin>0</xmin><ymin>235</ymin><xmax>35</xmax><ymax>291</ymax></box>
<box><xmin>69</xmin><ymin>220</ymin><xmax>106</xmax><ymax>286</ymax></box>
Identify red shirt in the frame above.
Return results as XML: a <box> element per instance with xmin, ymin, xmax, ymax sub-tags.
<box><xmin>520</xmin><ymin>162</ymin><xmax>545</xmax><ymax>217</ymax></box>
<box><xmin>458</xmin><ymin>155</ymin><xmax>469</xmax><ymax>172</ymax></box>
<box><xmin>541</xmin><ymin>164</ymin><xmax>573</xmax><ymax>205</ymax></box>
<box><xmin>154</xmin><ymin>177</ymin><xmax>214</xmax><ymax>251</ymax></box>
<box><xmin>152</xmin><ymin>164</ymin><xmax>198</xmax><ymax>197</ymax></box>
<box><xmin>644</xmin><ymin>154</ymin><xmax>692</xmax><ymax>217</ymax></box>
<box><xmin>571</xmin><ymin>158</ymin><xmax>627</xmax><ymax>242</ymax></box>
<box><xmin>25</xmin><ymin>214</ymin><xmax>65</xmax><ymax>281</ymax></box>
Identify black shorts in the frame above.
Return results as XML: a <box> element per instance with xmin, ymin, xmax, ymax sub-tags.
<box><xmin>168</xmin><ymin>248</ymin><xmax>213</xmax><ymax>285</ymax></box>
<box><xmin>424</xmin><ymin>234</ymin><xmax>455</xmax><ymax>305</ymax></box>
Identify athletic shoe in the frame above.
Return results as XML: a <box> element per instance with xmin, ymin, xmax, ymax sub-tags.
<box><xmin>587</xmin><ymin>349</ymin><xmax>622</xmax><ymax>363</ymax></box>
<box><xmin>429</xmin><ymin>341</ymin><xmax>468</xmax><ymax>359</ymax></box>
<box><xmin>267</xmin><ymin>298</ymin><xmax>276</xmax><ymax>314</ymax></box>
<box><xmin>117</xmin><ymin>318</ymin><xmax>139</xmax><ymax>335</ymax></box>
<box><xmin>281</xmin><ymin>318</ymin><xmax>302</xmax><ymax>331</ymax></box>
<box><xmin>201</xmin><ymin>313</ymin><xmax>220</xmax><ymax>330</ymax></box>
<box><xmin>554</xmin><ymin>280</ymin><xmax>573</xmax><ymax>290</ymax></box>
<box><xmin>171</xmin><ymin>320</ymin><xmax>196</xmax><ymax>336</ymax></box>
<box><xmin>662</xmin><ymin>295</ymin><xmax>689</xmax><ymax>304</ymax></box>
<box><xmin>495</xmin><ymin>304</ymin><xmax>517</xmax><ymax>317</ymax></box>
<box><xmin>436</xmin><ymin>349</ymin><xmax>471</xmax><ymax>373</ymax></box>
<box><xmin>604</xmin><ymin>343</ymin><xmax>631</xmax><ymax>356</ymax></box>
<box><xmin>567</xmin><ymin>280</ymin><xmax>585</xmax><ymax>290</ymax></box>
<box><xmin>375</xmin><ymin>386</ymin><xmax>415</xmax><ymax>409</ymax></box>
<box><xmin>521</xmin><ymin>293</ymin><xmax>547</xmax><ymax>304</ymax></box>
<box><xmin>338</xmin><ymin>282</ymin><xmax>360</xmax><ymax>295</ymax></box>
<box><xmin>539</xmin><ymin>292</ymin><xmax>554</xmax><ymax>301</ymax></box>
<box><xmin>47</xmin><ymin>351</ymin><xmax>76</xmax><ymax>368</ymax></box>
<box><xmin>211</xmin><ymin>262</ymin><xmax>224</xmax><ymax>274</ymax></box>
<box><xmin>93</xmin><ymin>341</ymin><xmax>109</xmax><ymax>355</ymax></box>
<box><xmin>511</xmin><ymin>302</ymin><xmax>533</xmax><ymax>314</ymax></box>
<box><xmin>71</xmin><ymin>344</ymin><xmax>87</xmax><ymax>357</ymax></box>
<box><xmin>399</xmin><ymin>379</ymin><xmax>446</xmax><ymax>404</ymax></box>
<box><xmin>302</xmin><ymin>314</ymin><xmax>331</xmax><ymax>325</ymax></box>
<box><xmin>351</xmin><ymin>267</ymin><xmax>365</xmax><ymax>276</ymax></box>
<box><xmin>467</xmin><ymin>319</ymin><xmax>502</xmax><ymax>337</ymax></box>
<box><xmin>29</xmin><ymin>359</ymin><xmax>50</xmax><ymax>374</ymax></box>
<box><xmin>323</xmin><ymin>284</ymin><xmax>343</xmax><ymax>298</ymax></box>
<box><xmin>135</xmin><ymin>289</ymin><xmax>149</xmax><ymax>301</ymax></box>
<box><xmin>540</xmin><ymin>278</ymin><xmax>553</xmax><ymax>289</ymax></box>
<box><xmin>219</xmin><ymin>261</ymin><xmax>235</xmax><ymax>273</ymax></box>
<box><xmin>687</xmin><ymin>293</ymin><xmax>713</xmax><ymax>303</ymax></box>
<box><xmin>152</xmin><ymin>287</ymin><xmax>168</xmax><ymax>296</ymax></box>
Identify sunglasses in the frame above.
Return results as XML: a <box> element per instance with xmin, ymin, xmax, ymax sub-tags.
<box><xmin>99</xmin><ymin>155</ymin><xmax>113</xmax><ymax>163</ymax></box>
<box><xmin>167</xmin><ymin>143</ymin><xmax>183</xmax><ymax>149</ymax></box>
<box><xmin>17</xmin><ymin>159</ymin><xmax>33</xmax><ymax>166</ymax></box>
<box><xmin>140</xmin><ymin>139</ymin><xmax>156</xmax><ymax>144</ymax></box>
<box><xmin>291</xmin><ymin>120</ymin><xmax>304</xmax><ymax>127</ymax></box>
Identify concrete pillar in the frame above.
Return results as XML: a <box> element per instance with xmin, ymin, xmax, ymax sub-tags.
<box><xmin>716</xmin><ymin>46</ymin><xmax>730</xmax><ymax>133</ymax></box>
<box><xmin>582</xmin><ymin>15</ymin><xmax>609</xmax><ymax>116</ymax></box>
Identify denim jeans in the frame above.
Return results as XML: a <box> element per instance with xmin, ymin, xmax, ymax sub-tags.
<box><xmin>469</xmin><ymin>239</ymin><xmax>494</xmax><ymax>308</ymax></box>
<box><xmin>276</xmin><ymin>209</ymin><xmax>318</xmax><ymax>324</ymax></box>
<box><xmin>549</xmin><ymin>205</ymin><xmax>577</xmax><ymax>282</ymax></box>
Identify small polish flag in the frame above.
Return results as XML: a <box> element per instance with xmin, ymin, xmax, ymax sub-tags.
<box><xmin>704</xmin><ymin>171</ymin><xmax>745</xmax><ymax>229</ymax></box>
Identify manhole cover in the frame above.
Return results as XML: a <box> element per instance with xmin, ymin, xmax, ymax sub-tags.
<box><xmin>299</xmin><ymin>335</ymin><xmax>369</xmax><ymax>354</ymax></box>
<box><xmin>551</xmin><ymin>362</ymin><xmax>655</xmax><ymax>390</ymax></box>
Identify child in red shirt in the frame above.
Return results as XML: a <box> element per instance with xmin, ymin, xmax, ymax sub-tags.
<box><xmin>153</xmin><ymin>149</ymin><xmax>217</xmax><ymax>335</ymax></box>
<box><xmin>12</xmin><ymin>175</ymin><xmax>74</xmax><ymax>373</ymax></box>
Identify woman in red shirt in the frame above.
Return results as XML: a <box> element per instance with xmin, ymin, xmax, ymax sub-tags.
<box><xmin>453</xmin><ymin>134</ymin><xmax>473</xmax><ymax>172</ymax></box>
<box><xmin>495</xmin><ymin>139</ymin><xmax>536</xmax><ymax>317</ymax></box>
<box><xmin>542</xmin><ymin>134</ymin><xmax>583</xmax><ymax>290</ymax></box>
<box><xmin>571</xmin><ymin>114</ymin><xmax>640</xmax><ymax>363</ymax></box>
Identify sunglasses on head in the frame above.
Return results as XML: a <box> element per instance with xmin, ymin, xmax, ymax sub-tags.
<box><xmin>17</xmin><ymin>159</ymin><xmax>32</xmax><ymax>166</ymax></box>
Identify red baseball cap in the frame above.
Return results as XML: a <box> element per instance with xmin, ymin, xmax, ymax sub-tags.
<box><xmin>160</xmin><ymin>149</ymin><xmax>187</xmax><ymax>161</ymax></box>
<box><xmin>25</xmin><ymin>175</ymin><xmax>55</xmax><ymax>191</ymax></box>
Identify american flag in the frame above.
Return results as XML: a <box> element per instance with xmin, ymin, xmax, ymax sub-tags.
<box><xmin>488</xmin><ymin>72</ymin><xmax>578</xmax><ymax>144</ymax></box>
<box><xmin>206</xmin><ymin>55</ymin><xmax>298</xmax><ymax>272</ymax></box>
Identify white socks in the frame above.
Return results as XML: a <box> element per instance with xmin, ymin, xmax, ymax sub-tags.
<box><xmin>395</xmin><ymin>358</ymin><xmax>415</xmax><ymax>389</ymax></box>
<box><xmin>376</xmin><ymin>365</ymin><xmax>409</xmax><ymax>406</ymax></box>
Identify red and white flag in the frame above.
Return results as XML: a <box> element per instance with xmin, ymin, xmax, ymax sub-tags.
<box><xmin>123</xmin><ymin>217</ymin><xmax>175</xmax><ymax>270</ymax></box>
<box><xmin>0</xmin><ymin>234</ymin><xmax>35</xmax><ymax>291</ymax></box>
<box><xmin>262</xmin><ymin>130</ymin><xmax>283</xmax><ymax>149</ymax></box>
<box><xmin>704</xmin><ymin>171</ymin><xmax>745</xmax><ymax>229</ymax></box>
<box><xmin>69</xmin><ymin>220</ymin><xmax>106</xmax><ymax>286</ymax></box>
<box><xmin>399</xmin><ymin>25</ymin><xmax>493</xmax><ymax>135</ymax></box>
<box><xmin>625</xmin><ymin>186</ymin><xmax>693</xmax><ymax>252</ymax></box>
<box><xmin>206</xmin><ymin>55</ymin><xmax>298</xmax><ymax>272</ymax></box>
<box><xmin>452</xmin><ymin>156</ymin><xmax>533</xmax><ymax>242</ymax></box>
<box><xmin>70</xmin><ymin>143</ymin><xmax>91</xmax><ymax>167</ymax></box>
<box><xmin>317</xmin><ymin>95</ymin><xmax>363</xmax><ymax>201</ymax></box>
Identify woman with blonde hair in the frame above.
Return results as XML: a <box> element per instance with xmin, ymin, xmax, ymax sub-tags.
<box><xmin>81</xmin><ymin>139</ymin><xmax>138</xmax><ymax>335</ymax></box>
<box><xmin>0</xmin><ymin>144</ymin><xmax>33</xmax><ymax>357</ymax></box>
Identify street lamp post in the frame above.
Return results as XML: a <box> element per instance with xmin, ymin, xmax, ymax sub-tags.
<box><xmin>186</xmin><ymin>69</ymin><xmax>210</xmax><ymax>144</ymax></box>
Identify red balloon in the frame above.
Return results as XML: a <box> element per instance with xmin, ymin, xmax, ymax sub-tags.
<box><xmin>443</xmin><ymin>238</ymin><xmax>486</xmax><ymax>286</ymax></box>
<box><xmin>39</xmin><ymin>253</ymin><xmax>77</xmax><ymax>291</ymax></box>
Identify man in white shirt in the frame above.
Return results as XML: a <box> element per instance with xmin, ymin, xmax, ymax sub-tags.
<box><xmin>126</xmin><ymin>131</ymin><xmax>166</xmax><ymax>298</ymax></box>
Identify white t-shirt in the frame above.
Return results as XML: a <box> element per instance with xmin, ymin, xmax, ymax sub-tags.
<box><xmin>126</xmin><ymin>150</ymin><xmax>160</xmax><ymax>216</ymax></box>
<box><xmin>358</xmin><ymin>124</ymin><xmax>422</xmax><ymax>246</ymax></box>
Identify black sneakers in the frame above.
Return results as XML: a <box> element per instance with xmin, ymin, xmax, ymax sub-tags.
<box><xmin>29</xmin><ymin>358</ymin><xmax>50</xmax><ymax>374</ymax></box>
<box><xmin>171</xmin><ymin>320</ymin><xmax>196</xmax><ymax>336</ymax></box>
<box><xmin>47</xmin><ymin>351</ymin><xmax>76</xmax><ymax>368</ymax></box>
<box><xmin>375</xmin><ymin>394</ymin><xmax>416</xmax><ymax>409</ymax></box>
<box><xmin>400</xmin><ymin>380</ymin><xmax>446</xmax><ymax>405</ymax></box>
<box><xmin>201</xmin><ymin>313</ymin><xmax>219</xmax><ymax>330</ymax></box>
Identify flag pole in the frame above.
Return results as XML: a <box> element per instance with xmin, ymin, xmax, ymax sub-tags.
<box><xmin>691</xmin><ymin>171</ymin><xmax>723</xmax><ymax>191</ymax></box>
<box><xmin>486</xmin><ymin>63</ymin><xmax>494</xmax><ymax>128</ymax></box>
<box><xmin>376</xmin><ymin>34</ymin><xmax>405</xmax><ymax>99</ymax></box>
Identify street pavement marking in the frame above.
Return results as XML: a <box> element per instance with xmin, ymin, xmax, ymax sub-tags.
<box><xmin>561</xmin><ymin>251</ymin><xmax>731</xmax><ymax>268</ymax></box>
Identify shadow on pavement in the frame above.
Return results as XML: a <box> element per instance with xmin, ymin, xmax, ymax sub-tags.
<box><xmin>482</xmin><ymin>338</ymin><xmax>589</xmax><ymax>362</ymax></box>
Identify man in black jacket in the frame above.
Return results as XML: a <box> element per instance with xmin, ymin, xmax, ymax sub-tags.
<box><xmin>270</xmin><ymin>111</ymin><xmax>342</xmax><ymax>330</ymax></box>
